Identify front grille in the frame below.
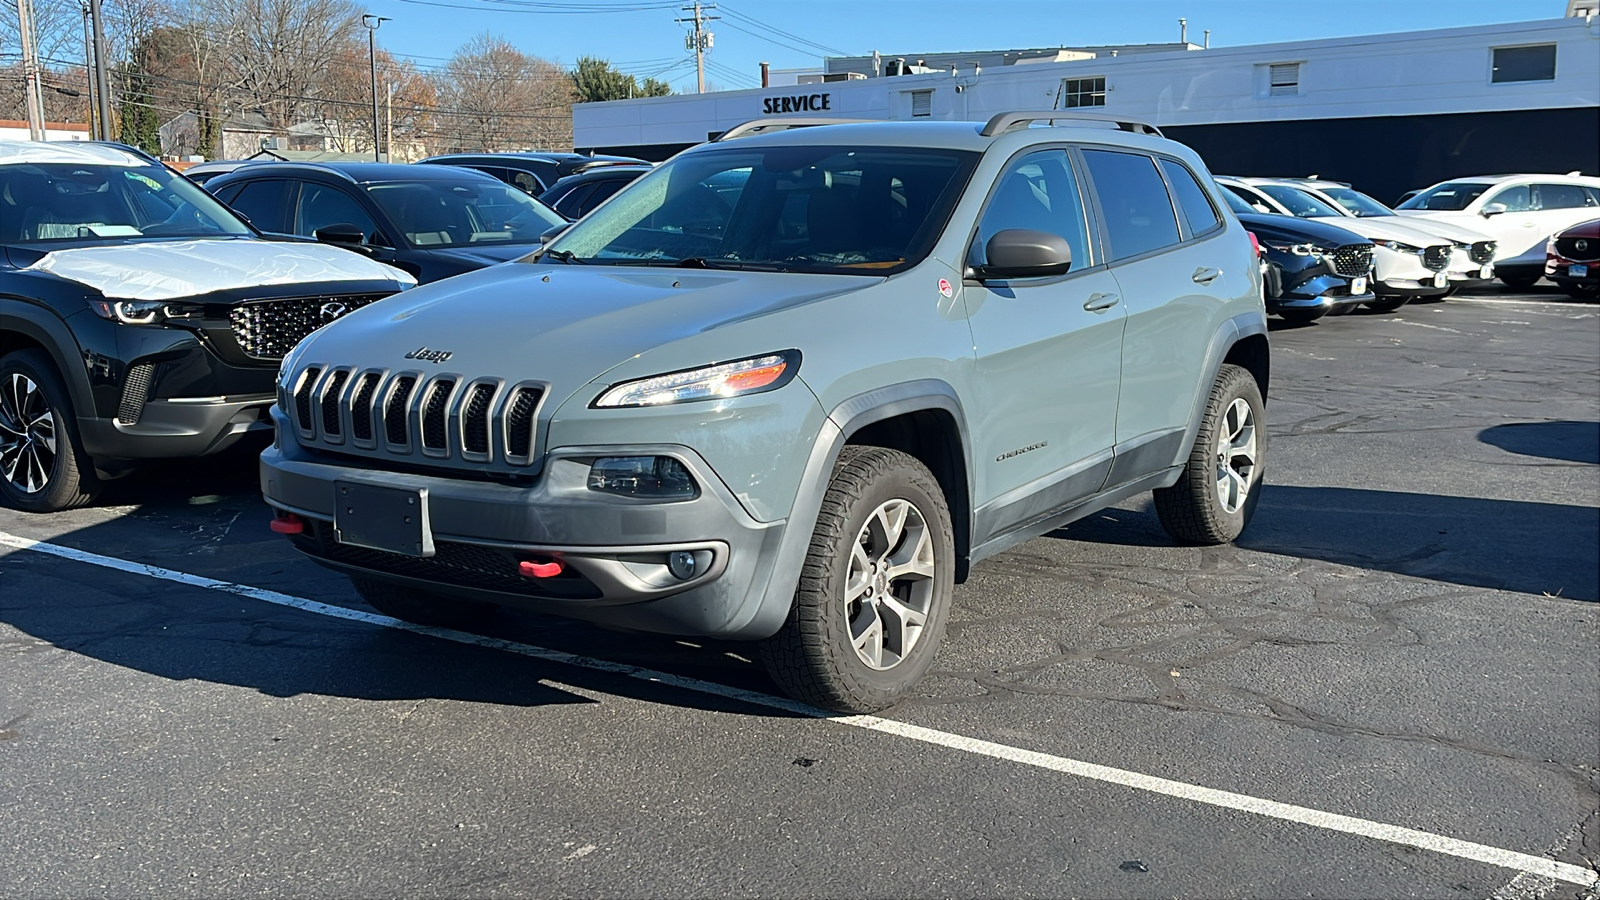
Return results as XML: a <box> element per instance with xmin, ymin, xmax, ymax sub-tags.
<box><xmin>117</xmin><ymin>362</ymin><xmax>156</xmax><ymax>424</ymax></box>
<box><xmin>229</xmin><ymin>294</ymin><xmax>388</xmax><ymax>360</ymax></box>
<box><xmin>1330</xmin><ymin>244</ymin><xmax>1373</xmax><ymax>278</ymax></box>
<box><xmin>289</xmin><ymin>365</ymin><xmax>546</xmax><ymax>471</ymax></box>
<box><xmin>1422</xmin><ymin>245</ymin><xmax>1450</xmax><ymax>271</ymax></box>
<box><xmin>1555</xmin><ymin>236</ymin><xmax>1599</xmax><ymax>262</ymax></box>
<box><xmin>294</xmin><ymin>521</ymin><xmax>600</xmax><ymax>600</ymax></box>
<box><xmin>1468</xmin><ymin>240</ymin><xmax>1496</xmax><ymax>264</ymax></box>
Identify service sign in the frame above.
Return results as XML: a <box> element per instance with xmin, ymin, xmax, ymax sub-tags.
<box><xmin>763</xmin><ymin>93</ymin><xmax>832</xmax><ymax>115</ymax></box>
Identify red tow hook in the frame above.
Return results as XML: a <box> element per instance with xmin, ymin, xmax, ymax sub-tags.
<box><xmin>518</xmin><ymin>559</ymin><xmax>564</xmax><ymax>579</ymax></box>
<box><xmin>269</xmin><ymin>513</ymin><xmax>304</xmax><ymax>535</ymax></box>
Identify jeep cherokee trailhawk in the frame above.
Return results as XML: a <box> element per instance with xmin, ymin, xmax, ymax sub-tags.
<box><xmin>262</xmin><ymin>112</ymin><xmax>1270</xmax><ymax>712</ymax></box>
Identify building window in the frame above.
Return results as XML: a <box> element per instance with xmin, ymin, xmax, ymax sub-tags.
<box><xmin>1057</xmin><ymin>76</ymin><xmax>1106</xmax><ymax>109</ymax></box>
<box><xmin>1492</xmin><ymin>44</ymin><xmax>1557</xmax><ymax>83</ymax></box>
<box><xmin>911</xmin><ymin>90</ymin><xmax>932</xmax><ymax>117</ymax></box>
<box><xmin>1266</xmin><ymin>62</ymin><xmax>1299</xmax><ymax>96</ymax></box>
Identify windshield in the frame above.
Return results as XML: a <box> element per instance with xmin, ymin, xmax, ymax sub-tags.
<box><xmin>541</xmin><ymin>144</ymin><xmax>980</xmax><ymax>273</ymax></box>
<box><xmin>364</xmin><ymin>179</ymin><xmax>564</xmax><ymax>248</ymax></box>
<box><xmin>1256</xmin><ymin>184</ymin><xmax>1348</xmax><ymax>218</ymax></box>
<box><xmin>0</xmin><ymin>161</ymin><xmax>252</xmax><ymax>243</ymax></box>
<box><xmin>1321</xmin><ymin>186</ymin><xmax>1395</xmax><ymax>217</ymax></box>
<box><xmin>1396</xmin><ymin>182</ymin><xmax>1493</xmax><ymax>211</ymax></box>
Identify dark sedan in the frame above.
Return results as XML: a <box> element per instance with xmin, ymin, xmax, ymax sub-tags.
<box><xmin>204</xmin><ymin>163</ymin><xmax>566</xmax><ymax>284</ymax></box>
<box><xmin>538</xmin><ymin>164</ymin><xmax>651</xmax><ymax>220</ymax></box>
<box><xmin>1221</xmin><ymin>189</ymin><xmax>1376</xmax><ymax>321</ymax></box>
<box><xmin>418</xmin><ymin>152</ymin><xmax>647</xmax><ymax>196</ymax></box>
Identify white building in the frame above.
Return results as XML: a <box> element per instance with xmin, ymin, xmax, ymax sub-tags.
<box><xmin>0</xmin><ymin>120</ymin><xmax>89</xmax><ymax>142</ymax></box>
<box><xmin>574</xmin><ymin>16</ymin><xmax>1600</xmax><ymax>203</ymax></box>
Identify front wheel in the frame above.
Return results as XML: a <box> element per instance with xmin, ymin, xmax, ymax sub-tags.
<box><xmin>1154</xmin><ymin>364</ymin><xmax>1265</xmax><ymax>545</ymax></box>
<box><xmin>1363</xmin><ymin>296</ymin><xmax>1408</xmax><ymax>313</ymax></box>
<box><xmin>0</xmin><ymin>349</ymin><xmax>100</xmax><ymax>512</ymax></box>
<box><xmin>759</xmin><ymin>446</ymin><xmax>955</xmax><ymax>713</ymax></box>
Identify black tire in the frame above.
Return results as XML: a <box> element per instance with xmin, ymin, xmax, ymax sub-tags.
<box><xmin>758</xmin><ymin>446</ymin><xmax>955</xmax><ymax>713</ymax></box>
<box><xmin>1276</xmin><ymin>308</ymin><xmax>1327</xmax><ymax>323</ymax></box>
<box><xmin>1363</xmin><ymin>296</ymin><xmax>1408</xmax><ymax>313</ymax></box>
<box><xmin>1499</xmin><ymin>275</ymin><xmax>1539</xmax><ymax>292</ymax></box>
<box><xmin>1561</xmin><ymin>284</ymin><xmax>1598</xmax><ymax>300</ymax></box>
<box><xmin>0</xmin><ymin>349</ymin><xmax>100</xmax><ymax>512</ymax></box>
<box><xmin>1154</xmin><ymin>364</ymin><xmax>1265</xmax><ymax>545</ymax></box>
<box><xmin>349</xmin><ymin>575</ymin><xmax>500</xmax><ymax>629</ymax></box>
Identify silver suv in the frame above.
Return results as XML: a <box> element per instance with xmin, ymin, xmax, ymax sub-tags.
<box><xmin>262</xmin><ymin>112</ymin><xmax>1270</xmax><ymax>712</ymax></box>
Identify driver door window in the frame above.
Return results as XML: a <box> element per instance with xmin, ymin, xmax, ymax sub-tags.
<box><xmin>969</xmin><ymin>150</ymin><xmax>1091</xmax><ymax>271</ymax></box>
<box><xmin>295</xmin><ymin>183</ymin><xmax>382</xmax><ymax>243</ymax></box>
<box><xmin>1487</xmin><ymin>185</ymin><xmax>1532</xmax><ymax>212</ymax></box>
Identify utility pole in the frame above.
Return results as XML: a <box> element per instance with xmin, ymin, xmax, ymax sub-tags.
<box><xmin>385</xmin><ymin>82</ymin><xmax>393</xmax><ymax>163</ymax></box>
<box><xmin>88</xmin><ymin>0</ymin><xmax>112</xmax><ymax>141</ymax></box>
<box><xmin>17</xmin><ymin>0</ymin><xmax>47</xmax><ymax>140</ymax></box>
<box><xmin>678</xmin><ymin>1</ymin><xmax>717</xmax><ymax>94</ymax></box>
<box><xmin>82</xmin><ymin>3</ymin><xmax>98</xmax><ymax>139</ymax></box>
<box><xmin>362</xmin><ymin>14</ymin><xmax>390</xmax><ymax>161</ymax></box>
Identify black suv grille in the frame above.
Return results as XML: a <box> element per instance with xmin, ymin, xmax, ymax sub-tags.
<box><xmin>1554</xmin><ymin>236</ymin><xmax>1598</xmax><ymax>262</ymax></box>
<box><xmin>1330</xmin><ymin>244</ymin><xmax>1373</xmax><ymax>278</ymax></box>
<box><xmin>229</xmin><ymin>294</ymin><xmax>388</xmax><ymax>359</ymax></box>
<box><xmin>1468</xmin><ymin>240</ymin><xmax>1496</xmax><ymax>264</ymax></box>
<box><xmin>1422</xmin><ymin>245</ymin><xmax>1450</xmax><ymax>272</ymax></box>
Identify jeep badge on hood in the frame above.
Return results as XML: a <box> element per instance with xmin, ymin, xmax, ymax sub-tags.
<box><xmin>405</xmin><ymin>347</ymin><xmax>454</xmax><ymax>364</ymax></box>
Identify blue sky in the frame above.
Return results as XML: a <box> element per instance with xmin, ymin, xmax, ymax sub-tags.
<box><xmin>367</xmin><ymin>0</ymin><xmax>1571</xmax><ymax>93</ymax></box>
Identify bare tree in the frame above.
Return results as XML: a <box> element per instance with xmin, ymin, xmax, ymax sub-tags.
<box><xmin>432</xmin><ymin>33</ymin><xmax>572</xmax><ymax>153</ymax></box>
<box><xmin>217</xmin><ymin>0</ymin><xmax>362</xmax><ymax>129</ymax></box>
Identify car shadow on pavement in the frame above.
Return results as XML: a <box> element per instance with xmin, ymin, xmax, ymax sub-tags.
<box><xmin>1053</xmin><ymin>484</ymin><xmax>1599</xmax><ymax>602</ymax></box>
<box><xmin>1478</xmin><ymin>421</ymin><xmax>1600</xmax><ymax>465</ymax></box>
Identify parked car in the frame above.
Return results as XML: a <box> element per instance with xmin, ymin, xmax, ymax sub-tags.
<box><xmin>261</xmin><ymin>112</ymin><xmax>1269</xmax><ymax>712</ymax></box>
<box><xmin>182</xmin><ymin>159</ymin><xmax>258</xmax><ymax>185</ymax></box>
<box><xmin>418</xmin><ymin>152</ymin><xmax>648</xmax><ymax>196</ymax></box>
<box><xmin>1219</xmin><ymin>177</ymin><xmax>1452</xmax><ymax>309</ymax></box>
<box><xmin>1396</xmin><ymin>173</ymin><xmax>1600</xmax><ymax>290</ymax></box>
<box><xmin>538</xmin><ymin>164</ymin><xmax>652</xmax><ymax>220</ymax></box>
<box><xmin>1283</xmin><ymin>179</ymin><xmax>1497</xmax><ymax>294</ymax></box>
<box><xmin>1545</xmin><ymin>218</ymin><xmax>1600</xmax><ymax>299</ymax></box>
<box><xmin>1218</xmin><ymin>189</ymin><xmax>1374</xmax><ymax>321</ymax></box>
<box><xmin>204</xmin><ymin>162</ymin><xmax>566</xmax><ymax>284</ymax></box>
<box><xmin>0</xmin><ymin>139</ymin><xmax>413</xmax><ymax>512</ymax></box>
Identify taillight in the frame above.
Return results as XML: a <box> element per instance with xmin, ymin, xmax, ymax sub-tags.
<box><xmin>1247</xmin><ymin>231</ymin><xmax>1262</xmax><ymax>257</ymax></box>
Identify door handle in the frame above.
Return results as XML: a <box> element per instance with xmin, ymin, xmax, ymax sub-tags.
<box><xmin>1083</xmin><ymin>292</ymin><xmax>1120</xmax><ymax>312</ymax></box>
<box><xmin>1192</xmin><ymin>266</ymin><xmax>1222</xmax><ymax>284</ymax></box>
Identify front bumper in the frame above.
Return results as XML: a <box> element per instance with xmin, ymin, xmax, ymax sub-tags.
<box><xmin>1446</xmin><ymin>247</ymin><xmax>1494</xmax><ymax>284</ymax></box>
<box><xmin>1545</xmin><ymin>258</ymin><xmax>1598</xmax><ymax>289</ymax></box>
<box><xmin>1270</xmin><ymin>271</ymin><xmax>1374</xmax><ymax>312</ymax></box>
<box><xmin>78</xmin><ymin>395</ymin><xmax>275</xmax><ymax>461</ymax></box>
<box><xmin>1374</xmin><ymin>246</ymin><xmax>1450</xmax><ymax>297</ymax></box>
<box><xmin>260</xmin><ymin>422</ymin><xmax>791</xmax><ymax>639</ymax></box>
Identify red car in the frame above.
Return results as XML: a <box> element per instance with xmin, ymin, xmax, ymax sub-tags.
<box><xmin>1546</xmin><ymin>218</ymin><xmax>1600</xmax><ymax>299</ymax></box>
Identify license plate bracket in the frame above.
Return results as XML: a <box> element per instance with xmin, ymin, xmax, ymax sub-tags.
<box><xmin>334</xmin><ymin>481</ymin><xmax>433</xmax><ymax>557</ymax></box>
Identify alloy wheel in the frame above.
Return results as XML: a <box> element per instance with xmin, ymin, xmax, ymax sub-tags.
<box><xmin>1214</xmin><ymin>397</ymin><xmax>1257</xmax><ymax>514</ymax></box>
<box><xmin>845</xmin><ymin>498</ymin><xmax>936</xmax><ymax>670</ymax></box>
<box><xmin>0</xmin><ymin>373</ymin><xmax>56</xmax><ymax>494</ymax></box>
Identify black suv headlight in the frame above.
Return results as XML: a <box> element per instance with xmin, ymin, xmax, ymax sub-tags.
<box><xmin>88</xmin><ymin>299</ymin><xmax>204</xmax><ymax>325</ymax></box>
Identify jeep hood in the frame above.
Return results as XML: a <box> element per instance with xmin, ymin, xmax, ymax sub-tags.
<box><xmin>293</xmin><ymin>261</ymin><xmax>878</xmax><ymax>401</ymax></box>
<box><xmin>23</xmin><ymin>237</ymin><xmax>415</xmax><ymax>300</ymax></box>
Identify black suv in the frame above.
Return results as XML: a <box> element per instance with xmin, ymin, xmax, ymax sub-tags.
<box><xmin>204</xmin><ymin>163</ymin><xmax>565</xmax><ymax>284</ymax></box>
<box><xmin>419</xmin><ymin>152</ymin><xmax>647</xmax><ymax>196</ymax></box>
<box><xmin>0</xmin><ymin>140</ymin><xmax>412</xmax><ymax>511</ymax></box>
<box><xmin>537</xmin><ymin>164</ymin><xmax>651</xmax><ymax>220</ymax></box>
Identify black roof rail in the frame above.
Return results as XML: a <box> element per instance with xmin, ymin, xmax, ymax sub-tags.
<box><xmin>715</xmin><ymin>117</ymin><xmax>875</xmax><ymax>141</ymax></box>
<box><xmin>979</xmin><ymin>111</ymin><xmax>1163</xmax><ymax>138</ymax></box>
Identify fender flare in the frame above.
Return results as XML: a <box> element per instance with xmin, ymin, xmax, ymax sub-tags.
<box><xmin>735</xmin><ymin>379</ymin><xmax>974</xmax><ymax>640</ymax></box>
<box><xmin>1170</xmin><ymin>311</ymin><xmax>1268</xmax><ymax>470</ymax></box>
<box><xmin>0</xmin><ymin>297</ymin><xmax>94</xmax><ymax>417</ymax></box>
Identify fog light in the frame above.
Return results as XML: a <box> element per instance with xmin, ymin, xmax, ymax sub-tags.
<box><xmin>588</xmin><ymin>456</ymin><xmax>696</xmax><ymax>499</ymax></box>
<box><xmin>667</xmin><ymin>551</ymin><xmax>698</xmax><ymax>581</ymax></box>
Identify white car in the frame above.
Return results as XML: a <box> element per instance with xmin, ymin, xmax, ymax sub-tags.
<box><xmin>1281</xmin><ymin>180</ymin><xmax>1497</xmax><ymax>294</ymax></box>
<box><xmin>1219</xmin><ymin>177</ymin><xmax>1454</xmax><ymax>310</ymax></box>
<box><xmin>1395</xmin><ymin>174</ymin><xmax>1600</xmax><ymax>290</ymax></box>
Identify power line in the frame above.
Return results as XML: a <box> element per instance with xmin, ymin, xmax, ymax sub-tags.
<box><xmin>717</xmin><ymin>4</ymin><xmax>848</xmax><ymax>57</ymax></box>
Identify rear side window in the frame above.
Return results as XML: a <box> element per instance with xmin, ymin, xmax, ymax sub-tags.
<box><xmin>969</xmin><ymin>149</ymin><xmax>1091</xmax><ymax>272</ymax></box>
<box><xmin>228</xmin><ymin>180</ymin><xmax>290</xmax><ymax>233</ymax></box>
<box><xmin>1159</xmin><ymin>159</ymin><xmax>1221</xmax><ymax>237</ymax></box>
<box><xmin>1536</xmin><ymin>183</ymin><xmax>1594</xmax><ymax>210</ymax></box>
<box><xmin>1082</xmin><ymin>149</ymin><xmax>1181</xmax><ymax>262</ymax></box>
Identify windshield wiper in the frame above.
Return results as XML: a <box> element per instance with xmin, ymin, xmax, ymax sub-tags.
<box><xmin>543</xmin><ymin>249</ymin><xmax>586</xmax><ymax>264</ymax></box>
<box><xmin>677</xmin><ymin>257</ymin><xmax>789</xmax><ymax>271</ymax></box>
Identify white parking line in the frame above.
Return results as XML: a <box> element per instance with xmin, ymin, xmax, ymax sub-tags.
<box><xmin>2</xmin><ymin>529</ymin><xmax>1595</xmax><ymax>889</ymax></box>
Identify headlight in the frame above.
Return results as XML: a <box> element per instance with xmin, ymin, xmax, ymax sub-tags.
<box><xmin>88</xmin><ymin>299</ymin><xmax>204</xmax><ymax>325</ymax></box>
<box><xmin>1372</xmin><ymin>239</ymin><xmax>1422</xmax><ymax>253</ymax></box>
<box><xmin>592</xmin><ymin>351</ymin><xmax>801</xmax><ymax>408</ymax></box>
<box><xmin>1263</xmin><ymin>242</ymin><xmax>1321</xmax><ymax>257</ymax></box>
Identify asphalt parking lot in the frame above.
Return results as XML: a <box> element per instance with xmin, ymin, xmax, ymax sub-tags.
<box><xmin>2</xmin><ymin>286</ymin><xmax>1597</xmax><ymax>899</ymax></box>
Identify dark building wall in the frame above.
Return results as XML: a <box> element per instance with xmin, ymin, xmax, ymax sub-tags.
<box><xmin>1165</xmin><ymin>107</ymin><xmax>1600</xmax><ymax>205</ymax></box>
<box><xmin>579</xmin><ymin>107</ymin><xmax>1600</xmax><ymax>204</ymax></box>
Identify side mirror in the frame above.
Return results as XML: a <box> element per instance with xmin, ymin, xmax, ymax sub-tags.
<box><xmin>314</xmin><ymin>222</ymin><xmax>366</xmax><ymax>246</ymax></box>
<box><xmin>1480</xmin><ymin>203</ymin><xmax>1507</xmax><ymax>218</ymax></box>
<box><xmin>539</xmin><ymin>223</ymin><xmax>571</xmax><ymax>244</ymax></box>
<box><xmin>976</xmin><ymin>229</ymin><xmax>1073</xmax><ymax>280</ymax></box>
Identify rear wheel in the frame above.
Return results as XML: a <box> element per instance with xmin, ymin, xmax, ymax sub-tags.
<box><xmin>1499</xmin><ymin>275</ymin><xmax>1539</xmax><ymax>292</ymax></box>
<box><xmin>758</xmin><ymin>446</ymin><xmax>955</xmax><ymax>713</ymax></box>
<box><xmin>1561</xmin><ymin>283</ymin><xmax>1598</xmax><ymax>300</ymax></box>
<box><xmin>1154</xmin><ymin>364</ymin><xmax>1265</xmax><ymax>545</ymax></box>
<box><xmin>1363</xmin><ymin>297</ymin><xmax>1408</xmax><ymax>313</ymax></box>
<box><xmin>349</xmin><ymin>576</ymin><xmax>500</xmax><ymax>629</ymax></box>
<box><xmin>0</xmin><ymin>349</ymin><xmax>100</xmax><ymax>512</ymax></box>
